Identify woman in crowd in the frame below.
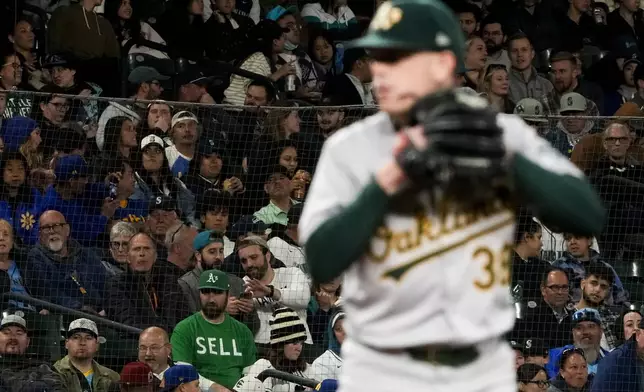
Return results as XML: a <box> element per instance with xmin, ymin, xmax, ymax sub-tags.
<box><xmin>246</xmin><ymin>102</ymin><xmax>301</xmax><ymax>170</ymax></box>
<box><xmin>0</xmin><ymin>218</ymin><xmax>36</xmax><ymax>312</ymax></box>
<box><xmin>613</xmin><ymin>308</ymin><xmax>642</xmax><ymax>347</ymax></box>
<box><xmin>1</xmin><ymin>116</ymin><xmax>43</xmax><ymax>170</ymax></box>
<box><xmin>224</xmin><ymin>20</ymin><xmax>296</xmax><ymax>106</ymax></box>
<box><xmin>105</xmin><ymin>0</ymin><xmax>170</xmax><ymax>59</ymax></box>
<box><xmin>463</xmin><ymin>37</ymin><xmax>487</xmax><ymax>91</ymax></box>
<box><xmin>517</xmin><ymin>363</ymin><xmax>549</xmax><ymax>392</ymax></box>
<box><xmin>94</xmin><ymin>116</ymin><xmax>138</xmax><ymax>179</ymax></box>
<box><xmin>548</xmin><ymin>348</ymin><xmax>593</xmax><ymax>392</ymax></box>
<box><xmin>8</xmin><ymin>17</ymin><xmax>44</xmax><ymax>91</ymax></box>
<box><xmin>103</xmin><ymin>221</ymin><xmax>138</xmax><ymax>276</ymax></box>
<box><xmin>247</xmin><ymin>307</ymin><xmax>317</xmax><ymax>390</ymax></box>
<box><xmin>0</xmin><ymin>152</ymin><xmax>41</xmax><ymax>246</ymax></box>
<box><xmin>308</xmin><ymin>30</ymin><xmax>337</xmax><ymax>91</ymax></box>
<box><xmin>131</xmin><ymin>134</ymin><xmax>179</xmax><ymax>204</ymax></box>
<box><xmin>311</xmin><ymin>305</ymin><xmax>344</xmax><ymax>381</ymax></box>
<box><xmin>512</xmin><ymin>212</ymin><xmax>549</xmax><ymax>302</ymax></box>
<box><xmin>479</xmin><ymin>64</ymin><xmax>513</xmax><ymax>113</ymax></box>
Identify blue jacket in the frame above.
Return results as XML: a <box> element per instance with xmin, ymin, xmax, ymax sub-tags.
<box><xmin>24</xmin><ymin>240</ymin><xmax>106</xmax><ymax>310</ymax></box>
<box><xmin>591</xmin><ymin>340</ymin><xmax>640</xmax><ymax>392</ymax></box>
<box><xmin>0</xmin><ymin>187</ymin><xmax>42</xmax><ymax>245</ymax></box>
<box><xmin>38</xmin><ymin>185</ymin><xmax>109</xmax><ymax>247</ymax></box>
<box><xmin>547</xmin><ymin>344</ymin><xmax>609</xmax><ymax>379</ymax></box>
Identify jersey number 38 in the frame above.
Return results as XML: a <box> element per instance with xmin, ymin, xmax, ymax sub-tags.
<box><xmin>473</xmin><ymin>244</ymin><xmax>513</xmax><ymax>290</ymax></box>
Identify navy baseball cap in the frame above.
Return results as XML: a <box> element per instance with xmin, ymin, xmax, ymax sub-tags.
<box><xmin>149</xmin><ymin>195</ymin><xmax>176</xmax><ymax>213</ymax></box>
<box><xmin>160</xmin><ymin>365</ymin><xmax>199</xmax><ymax>392</ymax></box>
<box><xmin>197</xmin><ymin>137</ymin><xmax>226</xmax><ymax>157</ymax></box>
<box><xmin>55</xmin><ymin>154</ymin><xmax>88</xmax><ymax>182</ymax></box>
<box><xmin>230</xmin><ymin>215</ymin><xmax>271</xmax><ymax>240</ymax></box>
<box><xmin>572</xmin><ymin>308</ymin><xmax>601</xmax><ymax>327</ymax></box>
<box><xmin>523</xmin><ymin>338</ymin><xmax>548</xmax><ymax>357</ymax></box>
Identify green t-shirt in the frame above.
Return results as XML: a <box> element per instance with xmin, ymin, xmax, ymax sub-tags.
<box><xmin>171</xmin><ymin>312</ymin><xmax>257</xmax><ymax>389</ymax></box>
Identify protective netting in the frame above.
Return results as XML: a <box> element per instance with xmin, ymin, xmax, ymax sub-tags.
<box><xmin>0</xmin><ymin>89</ymin><xmax>642</xmax><ymax>391</ymax></box>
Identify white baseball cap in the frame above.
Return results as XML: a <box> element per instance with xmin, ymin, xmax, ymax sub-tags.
<box><xmin>141</xmin><ymin>134</ymin><xmax>165</xmax><ymax>150</ymax></box>
<box><xmin>171</xmin><ymin>111</ymin><xmax>199</xmax><ymax>128</ymax></box>
<box><xmin>514</xmin><ymin>98</ymin><xmax>548</xmax><ymax>123</ymax></box>
<box><xmin>233</xmin><ymin>376</ymin><xmax>267</xmax><ymax>392</ymax></box>
<box><xmin>1</xmin><ymin>314</ymin><xmax>26</xmax><ymax>331</ymax></box>
<box><xmin>68</xmin><ymin>318</ymin><xmax>99</xmax><ymax>338</ymax></box>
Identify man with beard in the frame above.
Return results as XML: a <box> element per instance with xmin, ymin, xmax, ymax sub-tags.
<box><xmin>171</xmin><ymin>269</ymin><xmax>257</xmax><ymax>392</ymax></box>
<box><xmin>25</xmin><ymin>210</ymin><xmax>107</xmax><ymax>314</ymax></box>
<box><xmin>574</xmin><ymin>262</ymin><xmax>621</xmax><ymax>351</ymax></box>
<box><xmin>138</xmin><ymin>327</ymin><xmax>172</xmax><ymax>381</ymax></box>
<box><xmin>547</xmin><ymin>308</ymin><xmax>609</xmax><ymax>378</ymax></box>
<box><xmin>547</xmin><ymin>51</ymin><xmax>603</xmax><ymax>115</ymax></box>
<box><xmin>54</xmin><ymin>318</ymin><xmax>119</xmax><ymax>392</ymax></box>
<box><xmin>178</xmin><ymin>230</ymin><xmax>247</xmax><ymax>313</ymax></box>
<box><xmin>0</xmin><ymin>315</ymin><xmax>67</xmax><ymax>391</ymax></box>
<box><xmin>231</xmin><ymin>81</ymin><xmax>275</xmax><ymax>167</ymax></box>
<box><xmin>481</xmin><ymin>16</ymin><xmax>511</xmax><ymax>70</ymax></box>
<box><xmin>237</xmin><ymin>236</ymin><xmax>311</xmax><ymax>354</ymax></box>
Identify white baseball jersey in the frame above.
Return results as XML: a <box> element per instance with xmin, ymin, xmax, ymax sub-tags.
<box><xmin>299</xmin><ymin>111</ymin><xmax>584</xmax><ymax>348</ymax></box>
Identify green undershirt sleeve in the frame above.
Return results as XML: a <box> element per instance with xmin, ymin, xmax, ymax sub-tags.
<box><xmin>304</xmin><ymin>181</ymin><xmax>390</xmax><ymax>283</ymax></box>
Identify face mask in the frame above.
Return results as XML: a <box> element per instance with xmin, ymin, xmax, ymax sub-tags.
<box><xmin>284</xmin><ymin>41</ymin><xmax>298</xmax><ymax>51</ymax></box>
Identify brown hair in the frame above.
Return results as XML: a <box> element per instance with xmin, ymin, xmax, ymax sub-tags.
<box><xmin>264</xmin><ymin>101</ymin><xmax>299</xmax><ymax>141</ymax></box>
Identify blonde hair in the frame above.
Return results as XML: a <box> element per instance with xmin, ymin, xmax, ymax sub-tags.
<box><xmin>264</xmin><ymin>101</ymin><xmax>299</xmax><ymax>141</ymax></box>
<box><xmin>19</xmin><ymin>142</ymin><xmax>43</xmax><ymax>169</ymax></box>
<box><xmin>479</xmin><ymin>64</ymin><xmax>508</xmax><ymax>94</ymax></box>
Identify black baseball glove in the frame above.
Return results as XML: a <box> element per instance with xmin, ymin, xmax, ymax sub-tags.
<box><xmin>396</xmin><ymin>89</ymin><xmax>510</xmax><ymax>210</ymax></box>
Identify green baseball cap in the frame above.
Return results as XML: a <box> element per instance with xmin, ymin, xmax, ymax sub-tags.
<box><xmin>347</xmin><ymin>0</ymin><xmax>465</xmax><ymax>65</ymax></box>
<box><xmin>199</xmin><ymin>269</ymin><xmax>230</xmax><ymax>291</ymax></box>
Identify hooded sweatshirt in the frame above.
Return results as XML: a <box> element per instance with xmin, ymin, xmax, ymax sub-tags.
<box><xmin>48</xmin><ymin>3</ymin><xmax>120</xmax><ymax>60</ymax></box>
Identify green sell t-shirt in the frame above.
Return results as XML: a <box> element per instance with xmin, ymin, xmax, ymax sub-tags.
<box><xmin>171</xmin><ymin>312</ymin><xmax>257</xmax><ymax>389</ymax></box>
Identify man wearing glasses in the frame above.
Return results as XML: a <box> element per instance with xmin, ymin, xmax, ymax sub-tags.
<box><xmin>138</xmin><ymin>326</ymin><xmax>173</xmax><ymax>380</ymax></box>
<box><xmin>25</xmin><ymin>210</ymin><xmax>106</xmax><ymax>314</ymax></box>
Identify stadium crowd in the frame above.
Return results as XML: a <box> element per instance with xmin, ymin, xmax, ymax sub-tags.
<box><xmin>2</xmin><ymin>0</ymin><xmax>644</xmax><ymax>390</ymax></box>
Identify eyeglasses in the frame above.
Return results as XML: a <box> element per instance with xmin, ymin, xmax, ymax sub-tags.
<box><xmin>546</xmin><ymin>284</ymin><xmax>569</xmax><ymax>292</ymax></box>
<box><xmin>110</xmin><ymin>241</ymin><xmax>129</xmax><ymax>250</ymax></box>
<box><xmin>40</xmin><ymin>223</ymin><xmax>68</xmax><ymax>234</ymax></box>
<box><xmin>526</xmin><ymin>380</ymin><xmax>550</xmax><ymax>389</ymax></box>
<box><xmin>604</xmin><ymin>136</ymin><xmax>629</xmax><ymax>144</ymax></box>
<box><xmin>138</xmin><ymin>344</ymin><xmax>167</xmax><ymax>353</ymax></box>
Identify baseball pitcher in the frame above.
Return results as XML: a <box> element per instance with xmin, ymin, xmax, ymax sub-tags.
<box><xmin>298</xmin><ymin>0</ymin><xmax>606</xmax><ymax>391</ymax></box>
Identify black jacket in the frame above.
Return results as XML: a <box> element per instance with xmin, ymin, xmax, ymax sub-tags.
<box><xmin>511</xmin><ymin>252</ymin><xmax>551</xmax><ymax>302</ymax></box>
<box><xmin>513</xmin><ymin>297</ymin><xmax>572</xmax><ymax>349</ymax></box>
<box><xmin>0</xmin><ymin>355</ymin><xmax>66</xmax><ymax>392</ymax></box>
<box><xmin>105</xmin><ymin>266</ymin><xmax>190</xmax><ymax>331</ymax></box>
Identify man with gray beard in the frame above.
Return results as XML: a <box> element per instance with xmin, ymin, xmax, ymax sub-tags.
<box><xmin>24</xmin><ymin>210</ymin><xmax>107</xmax><ymax>313</ymax></box>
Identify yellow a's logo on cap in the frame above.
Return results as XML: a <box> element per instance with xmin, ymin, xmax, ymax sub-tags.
<box><xmin>370</xmin><ymin>1</ymin><xmax>403</xmax><ymax>31</ymax></box>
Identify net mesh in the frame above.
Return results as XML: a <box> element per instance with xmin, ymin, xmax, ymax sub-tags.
<box><xmin>0</xmin><ymin>89</ymin><xmax>641</xmax><ymax>390</ymax></box>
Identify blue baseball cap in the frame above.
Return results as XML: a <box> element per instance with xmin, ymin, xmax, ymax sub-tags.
<box><xmin>160</xmin><ymin>365</ymin><xmax>199</xmax><ymax>392</ymax></box>
<box><xmin>193</xmin><ymin>230</ymin><xmax>224</xmax><ymax>251</ymax></box>
<box><xmin>265</xmin><ymin>5</ymin><xmax>297</xmax><ymax>21</ymax></box>
<box><xmin>55</xmin><ymin>154</ymin><xmax>88</xmax><ymax>182</ymax></box>
<box><xmin>315</xmin><ymin>379</ymin><xmax>338</xmax><ymax>392</ymax></box>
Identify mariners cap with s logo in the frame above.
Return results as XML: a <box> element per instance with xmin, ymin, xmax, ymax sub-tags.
<box><xmin>346</xmin><ymin>0</ymin><xmax>465</xmax><ymax>63</ymax></box>
<box><xmin>199</xmin><ymin>269</ymin><xmax>230</xmax><ymax>291</ymax></box>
